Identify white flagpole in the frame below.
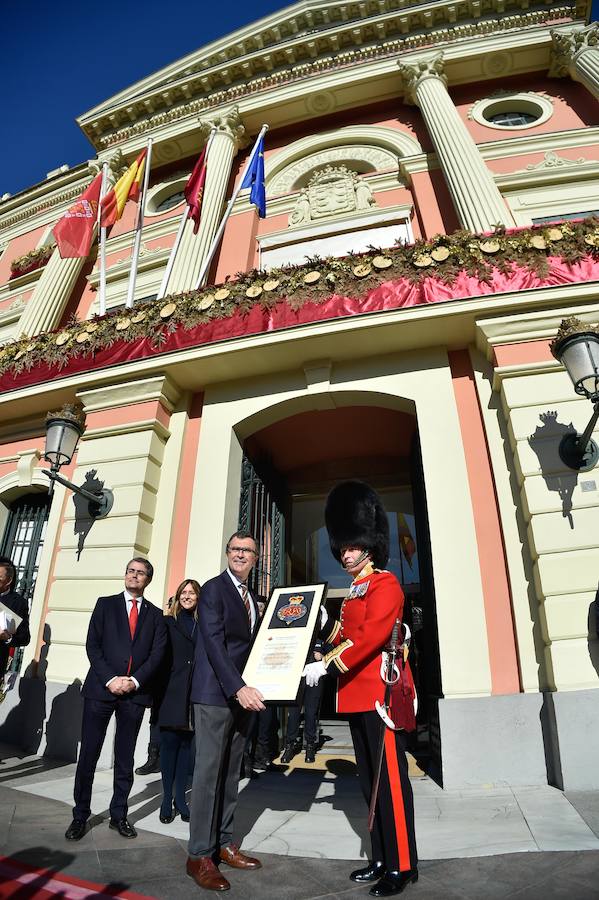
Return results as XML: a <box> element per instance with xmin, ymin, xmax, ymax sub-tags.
<box><xmin>156</xmin><ymin>128</ymin><xmax>216</xmax><ymax>301</ymax></box>
<box><xmin>194</xmin><ymin>124</ymin><xmax>268</xmax><ymax>291</ymax></box>
<box><xmin>97</xmin><ymin>162</ymin><xmax>109</xmax><ymax>316</ymax></box>
<box><xmin>125</xmin><ymin>139</ymin><xmax>153</xmax><ymax>309</ymax></box>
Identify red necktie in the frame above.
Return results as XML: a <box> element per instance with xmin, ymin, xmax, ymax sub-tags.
<box><xmin>127</xmin><ymin>599</ymin><xmax>138</xmax><ymax>675</ymax></box>
<box><xmin>129</xmin><ymin>598</ymin><xmax>138</xmax><ymax>639</ymax></box>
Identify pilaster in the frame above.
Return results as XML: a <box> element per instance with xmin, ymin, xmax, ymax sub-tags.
<box><xmin>42</xmin><ymin>374</ymin><xmax>180</xmax><ymax>684</ymax></box>
<box><xmin>398</xmin><ymin>53</ymin><xmax>514</xmax><ymax>233</ymax></box>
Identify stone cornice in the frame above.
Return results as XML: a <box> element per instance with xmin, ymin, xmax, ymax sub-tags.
<box><xmin>80</xmin><ymin>7</ymin><xmax>580</xmax><ymax>151</ymax></box>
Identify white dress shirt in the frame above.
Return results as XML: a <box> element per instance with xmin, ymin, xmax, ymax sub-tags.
<box><xmin>227</xmin><ymin>569</ymin><xmax>256</xmax><ymax>632</ymax></box>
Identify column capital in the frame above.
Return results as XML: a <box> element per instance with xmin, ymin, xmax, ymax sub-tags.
<box><xmin>549</xmin><ymin>24</ymin><xmax>599</xmax><ymax>77</ymax></box>
<box><xmin>398</xmin><ymin>53</ymin><xmax>446</xmax><ymax>104</ymax></box>
<box><xmin>88</xmin><ymin>149</ymin><xmax>128</xmax><ymax>188</ymax></box>
<box><xmin>198</xmin><ymin>105</ymin><xmax>249</xmax><ymax>152</ymax></box>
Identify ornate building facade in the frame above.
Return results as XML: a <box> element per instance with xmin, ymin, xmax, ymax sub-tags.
<box><xmin>0</xmin><ymin>0</ymin><xmax>598</xmax><ymax>789</ymax></box>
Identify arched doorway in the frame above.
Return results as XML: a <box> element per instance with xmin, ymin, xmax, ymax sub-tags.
<box><xmin>237</xmin><ymin>404</ymin><xmax>442</xmax><ymax>776</ymax></box>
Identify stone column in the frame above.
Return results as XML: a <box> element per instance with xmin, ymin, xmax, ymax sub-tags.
<box><xmin>398</xmin><ymin>54</ymin><xmax>514</xmax><ymax>233</ymax></box>
<box><xmin>550</xmin><ymin>24</ymin><xmax>599</xmax><ymax>101</ymax></box>
<box><xmin>166</xmin><ymin>106</ymin><xmax>247</xmax><ymax>295</ymax></box>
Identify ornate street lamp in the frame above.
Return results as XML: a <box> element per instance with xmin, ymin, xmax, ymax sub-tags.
<box><xmin>42</xmin><ymin>404</ymin><xmax>114</xmax><ymax>518</ymax></box>
<box><xmin>550</xmin><ymin>317</ymin><xmax>599</xmax><ymax>471</ymax></box>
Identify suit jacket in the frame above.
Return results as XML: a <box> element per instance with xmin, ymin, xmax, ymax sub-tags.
<box><xmin>157</xmin><ymin>614</ymin><xmax>196</xmax><ymax>729</ymax></box>
<box><xmin>0</xmin><ymin>589</ymin><xmax>30</xmax><ymax>680</ymax></box>
<box><xmin>191</xmin><ymin>570</ymin><xmax>259</xmax><ymax>706</ymax></box>
<box><xmin>82</xmin><ymin>593</ymin><xmax>167</xmax><ymax>707</ymax></box>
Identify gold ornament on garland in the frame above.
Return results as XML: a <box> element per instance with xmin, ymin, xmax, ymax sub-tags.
<box><xmin>304</xmin><ymin>271</ymin><xmax>321</xmax><ymax>284</ymax></box>
<box><xmin>214</xmin><ymin>288</ymin><xmax>230</xmax><ymax>301</ymax></box>
<box><xmin>353</xmin><ymin>264</ymin><xmax>372</xmax><ymax>278</ymax></box>
<box><xmin>246</xmin><ymin>284</ymin><xmax>263</xmax><ymax>298</ymax></box>
<box><xmin>116</xmin><ymin>318</ymin><xmax>131</xmax><ymax>331</ymax></box>
<box><xmin>131</xmin><ymin>311</ymin><xmax>146</xmax><ymax>323</ymax></box>
<box><xmin>413</xmin><ymin>254</ymin><xmax>433</xmax><ymax>268</ymax></box>
<box><xmin>372</xmin><ymin>255</ymin><xmax>393</xmax><ymax>269</ymax></box>
<box><xmin>159</xmin><ymin>303</ymin><xmax>176</xmax><ymax>319</ymax></box>
<box><xmin>198</xmin><ymin>294</ymin><xmax>215</xmax><ymax>311</ymax></box>
<box><xmin>263</xmin><ymin>279</ymin><xmax>280</xmax><ymax>291</ymax></box>
<box><xmin>431</xmin><ymin>246</ymin><xmax>450</xmax><ymax>262</ymax></box>
<box><xmin>480</xmin><ymin>240</ymin><xmax>500</xmax><ymax>254</ymax></box>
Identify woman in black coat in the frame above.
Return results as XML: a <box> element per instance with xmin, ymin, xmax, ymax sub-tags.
<box><xmin>157</xmin><ymin>579</ymin><xmax>200</xmax><ymax>823</ymax></box>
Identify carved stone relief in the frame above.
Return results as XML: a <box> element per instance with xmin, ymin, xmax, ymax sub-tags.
<box><xmin>271</xmin><ymin>145</ymin><xmax>396</xmax><ymax>195</ymax></box>
<box><xmin>288</xmin><ymin>165</ymin><xmax>375</xmax><ymax>226</ymax></box>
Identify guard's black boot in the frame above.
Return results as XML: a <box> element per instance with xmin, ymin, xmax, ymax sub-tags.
<box><xmin>280</xmin><ymin>744</ymin><xmax>296</xmax><ymax>764</ymax></box>
<box><xmin>304</xmin><ymin>743</ymin><xmax>317</xmax><ymax>763</ymax></box>
<box><xmin>350</xmin><ymin>861</ymin><xmax>385</xmax><ymax>883</ymax></box>
<box><xmin>369</xmin><ymin>869</ymin><xmax>418</xmax><ymax>896</ymax></box>
<box><xmin>135</xmin><ymin>743</ymin><xmax>160</xmax><ymax>775</ymax></box>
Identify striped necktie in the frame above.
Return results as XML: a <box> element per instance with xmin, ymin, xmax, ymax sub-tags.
<box><xmin>240</xmin><ymin>583</ymin><xmax>251</xmax><ymax>622</ymax></box>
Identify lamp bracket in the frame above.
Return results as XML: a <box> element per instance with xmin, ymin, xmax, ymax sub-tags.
<box><xmin>558</xmin><ymin>432</ymin><xmax>599</xmax><ymax>472</ymax></box>
<box><xmin>42</xmin><ymin>469</ymin><xmax>114</xmax><ymax>519</ymax></box>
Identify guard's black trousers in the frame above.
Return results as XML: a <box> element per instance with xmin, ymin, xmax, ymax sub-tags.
<box><xmin>349</xmin><ymin>711</ymin><xmax>417</xmax><ymax>873</ymax></box>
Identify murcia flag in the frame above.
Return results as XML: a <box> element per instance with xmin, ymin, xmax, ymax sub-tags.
<box><xmin>100</xmin><ymin>149</ymin><xmax>147</xmax><ymax>228</ymax></box>
<box><xmin>184</xmin><ymin>146</ymin><xmax>208</xmax><ymax>234</ymax></box>
<box><xmin>52</xmin><ymin>172</ymin><xmax>103</xmax><ymax>259</ymax></box>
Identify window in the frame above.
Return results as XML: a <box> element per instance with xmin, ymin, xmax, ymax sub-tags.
<box><xmin>532</xmin><ymin>210</ymin><xmax>599</xmax><ymax>224</ymax></box>
<box><xmin>0</xmin><ymin>493</ymin><xmax>50</xmax><ymax>603</ymax></box>
<box><xmin>470</xmin><ymin>93</ymin><xmax>553</xmax><ymax>131</ymax></box>
<box><xmin>155</xmin><ymin>190</ymin><xmax>185</xmax><ymax>213</ymax></box>
<box><xmin>487</xmin><ymin>111</ymin><xmax>538</xmax><ymax>127</ymax></box>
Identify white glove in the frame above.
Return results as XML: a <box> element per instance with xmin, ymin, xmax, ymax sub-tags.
<box><xmin>302</xmin><ymin>660</ymin><xmax>327</xmax><ymax>687</ymax></box>
<box><xmin>320</xmin><ymin>605</ymin><xmax>328</xmax><ymax>628</ymax></box>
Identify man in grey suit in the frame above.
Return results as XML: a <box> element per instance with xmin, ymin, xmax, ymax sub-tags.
<box><xmin>186</xmin><ymin>530</ymin><xmax>266</xmax><ymax>892</ymax></box>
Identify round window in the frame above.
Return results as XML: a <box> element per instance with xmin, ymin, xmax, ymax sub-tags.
<box><xmin>155</xmin><ymin>190</ymin><xmax>185</xmax><ymax>213</ymax></box>
<box><xmin>470</xmin><ymin>93</ymin><xmax>553</xmax><ymax>131</ymax></box>
<box><xmin>486</xmin><ymin>110</ymin><xmax>539</xmax><ymax>127</ymax></box>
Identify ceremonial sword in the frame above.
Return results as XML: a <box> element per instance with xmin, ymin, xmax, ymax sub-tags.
<box><xmin>367</xmin><ymin>618</ymin><xmax>404</xmax><ymax>833</ymax></box>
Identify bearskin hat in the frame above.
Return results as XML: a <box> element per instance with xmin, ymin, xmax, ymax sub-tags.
<box><xmin>325</xmin><ymin>480</ymin><xmax>389</xmax><ymax>570</ymax></box>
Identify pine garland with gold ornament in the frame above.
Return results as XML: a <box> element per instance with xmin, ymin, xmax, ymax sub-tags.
<box><xmin>1</xmin><ymin>218</ymin><xmax>598</xmax><ymax>378</ymax></box>
<box><xmin>9</xmin><ymin>244</ymin><xmax>56</xmax><ymax>279</ymax></box>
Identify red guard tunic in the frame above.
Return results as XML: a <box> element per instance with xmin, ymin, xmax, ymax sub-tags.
<box><xmin>322</xmin><ymin>561</ymin><xmax>418</xmax><ymax>875</ymax></box>
<box><xmin>323</xmin><ymin>565</ymin><xmax>404</xmax><ymax>713</ymax></box>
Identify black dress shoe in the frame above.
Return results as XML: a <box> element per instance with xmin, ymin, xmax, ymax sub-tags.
<box><xmin>175</xmin><ymin>802</ymin><xmax>190</xmax><ymax>823</ymax></box>
<box><xmin>350</xmin><ymin>861</ymin><xmax>385</xmax><ymax>883</ymax></box>
<box><xmin>159</xmin><ymin>803</ymin><xmax>175</xmax><ymax>824</ymax></box>
<box><xmin>369</xmin><ymin>869</ymin><xmax>418</xmax><ymax>896</ymax></box>
<box><xmin>304</xmin><ymin>743</ymin><xmax>316</xmax><ymax>763</ymax></box>
<box><xmin>109</xmin><ymin>817</ymin><xmax>137</xmax><ymax>838</ymax></box>
<box><xmin>65</xmin><ymin>818</ymin><xmax>86</xmax><ymax>841</ymax></box>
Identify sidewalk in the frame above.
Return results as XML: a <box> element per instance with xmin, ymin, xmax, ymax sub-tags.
<box><xmin>1</xmin><ymin>745</ymin><xmax>598</xmax><ymax>899</ymax></box>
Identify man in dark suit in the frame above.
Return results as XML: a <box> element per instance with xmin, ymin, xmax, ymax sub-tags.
<box><xmin>65</xmin><ymin>557</ymin><xmax>166</xmax><ymax>842</ymax></box>
<box><xmin>186</xmin><ymin>530</ymin><xmax>265</xmax><ymax>892</ymax></box>
<box><xmin>0</xmin><ymin>556</ymin><xmax>30</xmax><ymax>687</ymax></box>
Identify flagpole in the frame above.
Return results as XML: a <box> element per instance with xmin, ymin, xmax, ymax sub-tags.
<box><xmin>194</xmin><ymin>124</ymin><xmax>268</xmax><ymax>291</ymax></box>
<box><xmin>125</xmin><ymin>139</ymin><xmax>153</xmax><ymax>309</ymax></box>
<box><xmin>97</xmin><ymin>163</ymin><xmax>109</xmax><ymax>316</ymax></box>
<box><xmin>156</xmin><ymin>128</ymin><xmax>216</xmax><ymax>301</ymax></box>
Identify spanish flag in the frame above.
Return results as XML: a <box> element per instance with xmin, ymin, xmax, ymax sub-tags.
<box><xmin>397</xmin><ymin>512</ymin><xmax>416</xmax><ymax>567</ymax></box>
<box><xmin>100</xmin><ymin>149</ymin><xmax>147</xmax><ymax>228</ymax></box>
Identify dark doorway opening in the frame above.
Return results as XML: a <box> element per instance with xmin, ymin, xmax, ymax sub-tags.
<box><xmin>239</xmin><ymin>405</ymin><xmax>442</xmax><ymax>778</ymax></box>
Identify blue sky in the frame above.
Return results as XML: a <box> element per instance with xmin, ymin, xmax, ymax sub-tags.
<box><xmin>2</xmin><ymin>0</ymin><xmax>598</xmax><ymax>198</ymax></box>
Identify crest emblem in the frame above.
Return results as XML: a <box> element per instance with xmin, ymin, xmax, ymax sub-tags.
<box><xmin>277</xmin><ymin>594</ymin><xmax>308</xmax><ymax>625</ymax></box>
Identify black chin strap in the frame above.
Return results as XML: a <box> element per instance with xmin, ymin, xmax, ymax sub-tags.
<box><xmin>343</xmin><ymin>549</ymin><xmax>371</xmax><ymax>571</ymax></box>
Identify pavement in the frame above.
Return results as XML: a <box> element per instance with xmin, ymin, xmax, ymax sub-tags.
<box><xmin>1</xmin><ymin>740</ymin><xmax>599</xmax><ymax>900</ymax></box>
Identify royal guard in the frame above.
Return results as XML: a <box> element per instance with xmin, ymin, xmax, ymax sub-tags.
<box><xmin>303</xmin><ymin>480</ymin><xmax>418</xmax><ymax>897</ymax></box>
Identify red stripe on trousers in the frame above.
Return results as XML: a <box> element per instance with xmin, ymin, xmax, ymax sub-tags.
<box><xmin>384</xmin><ymin>728</ymin><xmax>412</xmax><ymax>871</ymax></box>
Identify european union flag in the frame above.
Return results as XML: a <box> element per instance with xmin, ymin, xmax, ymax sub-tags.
<box><xmin>241</xmin><ymin>134</ymin><xmax>266</xmax><ymax>218</ymax></box>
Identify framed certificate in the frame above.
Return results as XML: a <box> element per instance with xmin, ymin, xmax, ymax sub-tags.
<box><xmin>242</xmin><ymin>583</ymin><xmax>327</xmax><ymax>703</ymax></box>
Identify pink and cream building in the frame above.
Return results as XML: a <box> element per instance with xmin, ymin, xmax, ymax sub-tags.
<box><xmin>0</xmin><ymin>0</ymin><xmax>598</xmax><ymax>788</ymax></box>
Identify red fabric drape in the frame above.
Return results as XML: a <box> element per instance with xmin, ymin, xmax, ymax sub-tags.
<box><xmin>1</xmin><ymin>256</ymin><xmax>597</xmax><ymax>394</ymax></box>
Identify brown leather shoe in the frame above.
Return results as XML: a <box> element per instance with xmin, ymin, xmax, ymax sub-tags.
<box><xmin>186</xmin><ymin>857</ymin><xmax>230</xmax><ymax>891</ymax></box>
<box><xmin>219</xmin><ymin>843</ymin><xmax>262</xmax><ymax>870</ymax></box>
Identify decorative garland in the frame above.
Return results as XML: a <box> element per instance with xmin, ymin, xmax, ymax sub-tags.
<box><xmin>9</xmin><ymin>245</ymin><xmax>55</xmax><ymax>279</ymax></box>
<box><xmin>1</xmin><ymin>218</ymin><xmax>598</xmax><ymax>378</ymax></box>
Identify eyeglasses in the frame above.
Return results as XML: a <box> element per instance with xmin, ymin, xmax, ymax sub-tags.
<box><xmin>126</xmin><ymin>567</ymin><xmax>149</xmax><ymax>577</ymax></box>
<box><xmin>227</xmin><ymin>547</ymin><xmax>257</xmax><ymax>556</ymax></box>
